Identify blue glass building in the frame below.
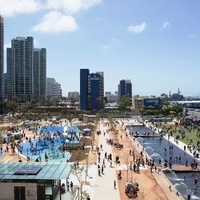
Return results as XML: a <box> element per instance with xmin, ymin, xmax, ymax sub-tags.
<box><xmin>118</xmin><ymin>79</ymin><xmax>132</xmax><ymax>98</ymax></box>
<box><xmin>80</xmin><ymin>69</ymin><xmax>104</xmax><ymax>110</ymax></box>
<box><xmin>80</xmin><ymin>69</ymin><xmax>89</xmax><ymax>110</ymax></box>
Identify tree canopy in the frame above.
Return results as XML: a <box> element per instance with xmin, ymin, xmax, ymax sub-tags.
<box><xmin>117</xmin><ymin>95</ymin><xmax>132</xmax><ymax>110</ymax></box>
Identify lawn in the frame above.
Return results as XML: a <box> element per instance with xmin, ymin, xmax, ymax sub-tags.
<box><xmin>162</xmin><ymin>123</ymin><xmax>200</xmax><ymax>147</ymax></box>
<box><xmin>179</xmin><ymin>129</ymin><xmax>199</xmax><ymax>146</ymax></box>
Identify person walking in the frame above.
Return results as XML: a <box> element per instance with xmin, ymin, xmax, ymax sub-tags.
<box><xmin>70</xmin><ymin>181</ymin><xmax>73</xmax><ymax>192</ymax></box>
<box><xmin>110</xmin><ymin>161</ymin><xmax>112</xmax><ymax>168</ymax></box>
<box><xmin>103</xmin><ymin>159</ymin><xmax>105</xmax><ymax>167</ymax></box>
<box><xmin>66</xmin><ymin>181</ymin><xmax>69</xmax><ymax>192</ymax></box>
<box><xmin>114</xmin><ymin>180</ymin><xmax>116</xmax><ymax>189</ymax></box>
<box><xmin>101</xmin><ymin>165</ymin><xmax>104</xmax><ymax>174</ymax></box>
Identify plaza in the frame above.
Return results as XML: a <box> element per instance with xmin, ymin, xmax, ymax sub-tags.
<box><xmin>0</xmin><ymin>117</ymin><xmax>198</xmax><ymax>200</ymax></box>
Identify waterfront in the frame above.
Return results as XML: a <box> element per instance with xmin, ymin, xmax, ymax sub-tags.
<box><xmin>127</xmin><ymin>125</ymin><xmax>200</xmax><ymax>200</ymax></box>
<box><xmin>167</xmin><ymin>172</ymin><xmax>200</xmax><ymax>199</ymax></box>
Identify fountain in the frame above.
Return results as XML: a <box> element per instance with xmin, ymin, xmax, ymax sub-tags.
<box><xmin>151</xmin><ymin>152</ymin><xmax>163</xmax><ymax>163</ymax></box>
<box><xmin>174</xmin><ymin>182</ymin><xmax>188</xmax><ymax>196</ymax></box>
<box><xmin>162</xmin><ymin>168</ymin><xmax>172</xmax><ymax>173</ymax></box>
<box><xmin>168</xmin><ymin>172</ymin><xmax>184</xmax><ymax>181</ymax></box>
<box><xmin>136</xmin><ymin>137</ymin><xmax>143</xmax><ymax>143</ymax></box>
<box><xmin>130</xmin><ymin>125</ymin><xmax>200</xmax><ymax>199</ymax></box>
<box><xmin>144</xmin><ymin>146</ymin><xmax>154</xmax><ymax>155</ymax></box>
<box><xmin>191</xmin><ymin>195</ymin><xmax>200</xmax><ymax>199</ymax></box>
<box><xmin>18</xmin><ymin>125</ymin><xmax>81</xmax><ymax>162</ymax></box>
<box><xmin>165</xmin><ymin>167</ymin><xmax>200</xmax><ymax>199</ymax></box>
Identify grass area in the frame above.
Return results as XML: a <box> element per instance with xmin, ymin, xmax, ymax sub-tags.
<box><xmin>162</xmin><ymin>124</ymin><xmax>200</xmax><ymax>147</ymax></box>
<box><xmin>180</xmin><ymin>131</ymin><xmax>199</xmax><ymax>145</ymax></box>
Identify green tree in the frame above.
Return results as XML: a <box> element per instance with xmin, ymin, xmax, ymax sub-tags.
<box><xmin>96</xmin><ymin>96</ymin><xmax>104</xmax><ymax>110</ymax></box>
<box><xmin>160</xmin><ymin>93</ymin><xmax>169</xmax><ymax>106</ymax></box>
<box><xmin>118</xmin><ymin>95</ymin><xmax>132</xmax><ymax>110</ymax></box>
<box><xmin>6</xmin><ymin>100</ymin><xmax>18</xmax><ymax>117</ymax></box>
<box><xmin>139</xmin><ymin>106</ymin><xmax>146</xmax><ymax>115</ymax></box>
<box><xmin>45</xmin><ymin>96</ymin><xmax>59</xmax><ymax>107</ymax></box>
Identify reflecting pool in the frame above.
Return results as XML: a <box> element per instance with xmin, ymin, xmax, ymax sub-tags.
<box><xmin>166</xmin><ymin>172</ymin><xmax>200</xmax><ymax>199</ymax></box>
<box><xmin>136</xmin><ymin>136</ymin><xmax>199</xmax><ymax>166</ymax></box>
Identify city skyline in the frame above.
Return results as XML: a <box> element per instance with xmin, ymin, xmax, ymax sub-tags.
<box><xmin>6</xmin><ymin>36</ymin><xmax>47</xmax><ymax>101</ymax></box>
<box><xmin>80</xmin><ymin>69</ymin><xmax>104</xmax><ymax>110</ymax></box>
<box><xmin>1</xmin><ymin>0</ymin><xmax>200</xmax><ymax>96</ymax></box>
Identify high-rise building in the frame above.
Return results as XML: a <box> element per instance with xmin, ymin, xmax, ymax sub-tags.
<box><xmin>105</xmin><ymin>92</ymin><xmax>118</xmax><ymax>103</ymax></box>
<box><xmin>3</xmin><ymin>73</ymin><xmax>8</xmax><ymax>100</ymax></box>
<box><xmin>6</xmin><ymin>37</ymin><xmax>46</xmax><ymax>102</ymax></box>
<box><xmin>0</xmin><ymin>16</ymin><xmax>4</xmax><ymax>101</ymax></box>
<box><xmin>105</xmin><ymin>92</ymin><xmax>111</xmax><ymax>96</ymax></box>
<box><xmin>46</xmin><ymin>78</ymin><xmax>62</xmax><ymax>99</ymax></box>
<box><xmin>33</xmin><ymin>48</ymin><xmax>47</xmax><ymax>101</ymax></box>
<box><xmin>68</xmin><ymin>91</ymin><xmax>79</xmax><ymax>99</ymax></box>
<box><xmin>7</xmin><ymin>37</ymin><xmax>34</xmax><ymax>102</ymax></box>
<box><xmin>80</xmin><ymin>69</ymin><xmax>104</xmax><ymax>110</ymax></box>
<box><xmin>80</xmin><ymin>69</ymin><xmax>89</xmax><ymax>110</ymax></box>
<box><xmin>118</xmin><ymin>79</ymin><xmax>132</xmax><ymax>98</ymax></box>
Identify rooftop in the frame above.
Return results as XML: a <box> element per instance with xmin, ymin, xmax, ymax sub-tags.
<box><xmin>0</xmin><ymin>162</ymin><xmax>71</xmax><ymax>180</ymax></box>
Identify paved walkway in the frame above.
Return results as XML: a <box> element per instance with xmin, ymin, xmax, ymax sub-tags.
<box><xmin>94</xmin><ymin>120</ymin><xmax>120</xmax><ymax>200</ymax></box>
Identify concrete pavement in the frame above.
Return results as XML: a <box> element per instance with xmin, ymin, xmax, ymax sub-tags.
<box><xmin>94</xmin><ymin>120</ymin><xmax>121</xmax><ymax>200</ymax></box>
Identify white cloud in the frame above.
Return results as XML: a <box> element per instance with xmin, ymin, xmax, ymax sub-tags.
<box><xmin>102</xmin><ymin>38</ymin><xmax>120</xmax><ymax>50</ymax></box>
<box><xmin>45</xmin><ymin>0</ymin><xmax>102</xmax><ymax>14</ymax></box>
<box><xmin>31</xmin><ymin>11</ymin><xmax>78</xmax><ymax>33</ymax></box>
<box><xmin>0</xmin><ymin>0</ymin><xmax>41</xmax><ymax>17</ymax></box>
<box><xmin>162</xmin><ymin>21</ymin><xmax>170</xmax><ymax>29</ymax></box>
<box><xmin>0</xmin><ymin>0</ymin><xmax>103</xmax><ymax>17</ymax></box>
<box><xmin>128</xmin><ymin>22</ymin><xmax>146</xmax><ymax>34</ymax></box>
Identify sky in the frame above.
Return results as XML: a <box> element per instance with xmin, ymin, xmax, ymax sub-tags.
<box><xmin>1</xmin><ymin>0</ymin><xmax>200</xmax><ymax>97</ymax></box>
